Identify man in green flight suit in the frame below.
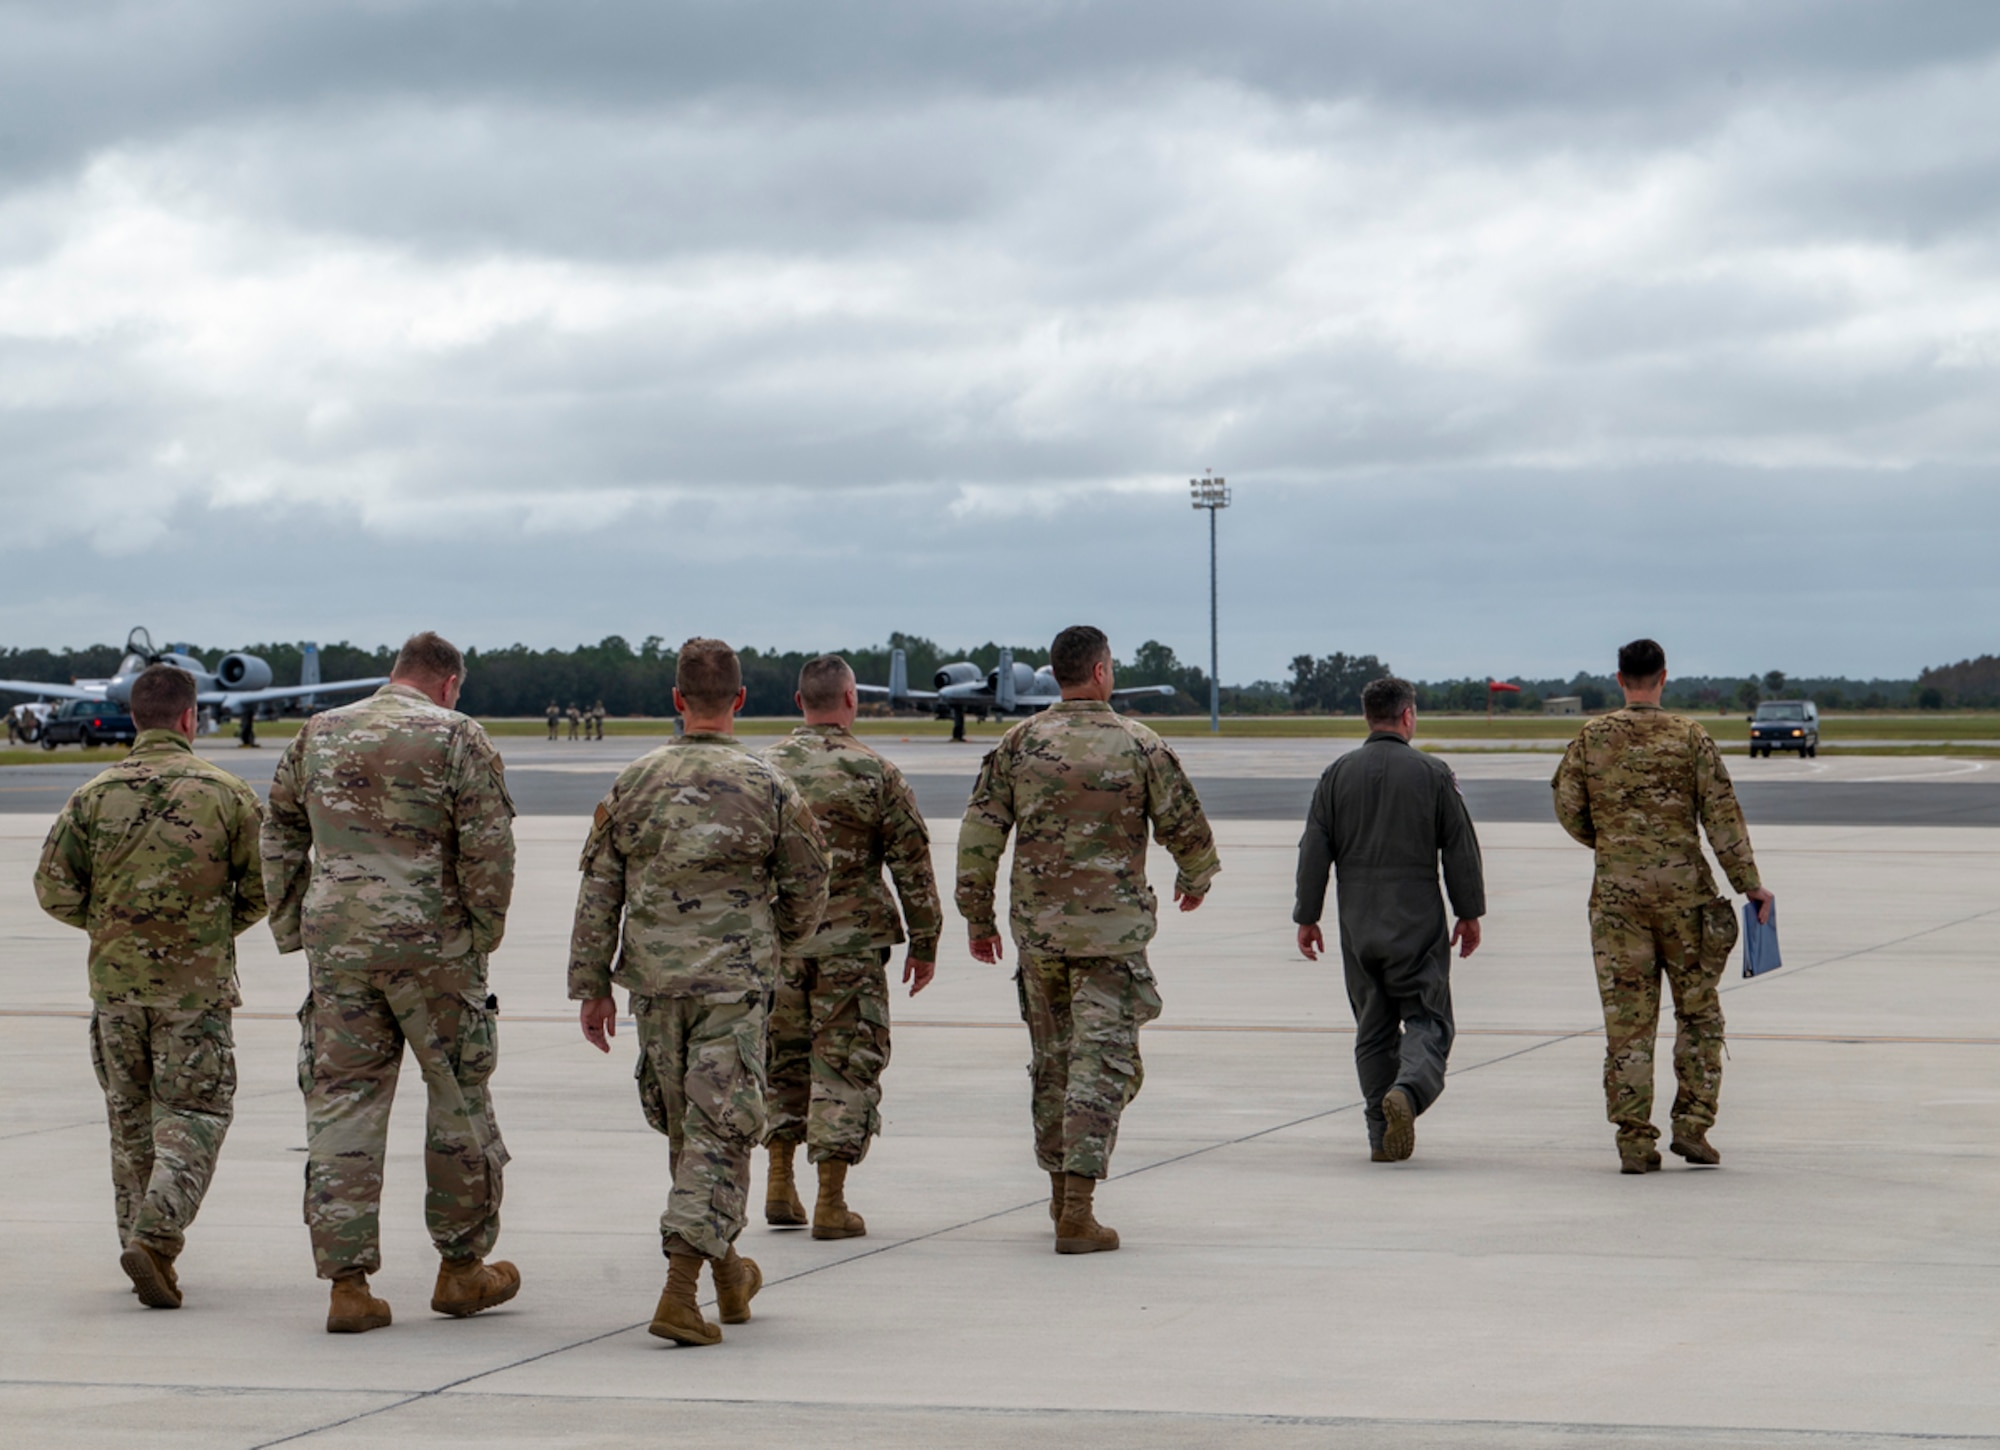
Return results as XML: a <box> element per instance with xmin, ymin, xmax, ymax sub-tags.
<box><xmin>1552</xmin><ymin>638</ymin><xmax>1775</xmax><ymax>1174</ymax></box>
<box><xmin>958</xmin><ymin>625</ymin><xmax>1220</xmax><ymax>1254</ymax></box>
<box><xmin>35</xmin><ymin>663</ymin><xmax>266</xmax><ymax>1309</ymax></box>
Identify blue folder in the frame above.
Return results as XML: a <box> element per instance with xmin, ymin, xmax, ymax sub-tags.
<box><xmin>1741</xmin><ymin>901</ymin><xmax>1781</xmax><ymax>978</ymax></box>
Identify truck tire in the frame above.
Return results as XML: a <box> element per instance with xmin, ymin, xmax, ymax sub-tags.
<box><xmin>41</xmin><ymin>733</ymin><xmax>58</xmax><ymax>751</ymax></box>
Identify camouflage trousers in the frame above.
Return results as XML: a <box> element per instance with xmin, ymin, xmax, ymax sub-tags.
<box><xmin>298</xmin><ymin>961</ymin><xmax>507</xmax><ymax>1279</ymax></box>
<box><xmin>1017</xmin><ymin>952</ymin><xmax>1163</xmax><ymax>1180</ymax></box>
<box><xmin>90</xmin><ymin>1005</ymin><xmax>236</xmax><ymax>1259</ymax></box>
<box><xmin>632</xmin><ymin>991</ymin><xmax>767</xmax><ymax>1261</ymax></box>
<box><xmin>1589</xmin><ymin>900</ymin><xmax>1738</xmax><ymax>1147</ymax></box>
<box><xmin>767</xmin><ymin>949</ymin><xmax>892</xmax><ymax>1165</ymax></box>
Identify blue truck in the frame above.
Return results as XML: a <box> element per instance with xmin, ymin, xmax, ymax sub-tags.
<box><xmin>38</xmin><ymin>698</ymin><xmax>138</xmax><ymax>749</ymax></box>
<box><xmin>1749</xmin><ymin>700</ymin><xmax>1819</xmax><ymax>759</ymax></box>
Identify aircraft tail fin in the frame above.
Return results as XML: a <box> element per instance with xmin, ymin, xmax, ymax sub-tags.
<box><xmin>888</xmin><ymin>648</ymin><xmax>909</xmax><ymax>704</ymax></box>
<box><xmin>996</xmin><ymin>647</ymin><xmax>1017</xmax><ymax>711</ymax></box>
<box><xmin>300</xmin><ymin>643</ymin><xmax>320</xmax><ymax>709</ymax></box>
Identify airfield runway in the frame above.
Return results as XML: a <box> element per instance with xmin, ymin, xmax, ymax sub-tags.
<box><xmin>4</xmin><ymin>734</ymin><xmax>2000</xmax><ymax>826</ymax></box>
<box><xmin>2</xmin><ymin>737</ymin><xmax>1998</xmax><ymax>1447</ymax></box>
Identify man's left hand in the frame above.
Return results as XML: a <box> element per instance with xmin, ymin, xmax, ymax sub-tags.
<box><xmin>1175</xmin><ymin>889</ymin><xmax>1205</xmax><ymax>913</ymax></box>
<box><xmin>579</xmin><ymin>996</ymin><xmax>618</xmax><ymax>1052</ymax></box>
<box><xmin>903</xmin><ymin>956</ymin><xmax>936</xmax><ymax>995</ymax></box>
<box><xmin>1451</xmin><ymin>918</ymin><xmax>1483</xmax><ymax>959</ymax></box>
<box><xmin>1297</xmin><ymin>923</ymin><xmax>1324</xmax><ymax>961</ymax></box>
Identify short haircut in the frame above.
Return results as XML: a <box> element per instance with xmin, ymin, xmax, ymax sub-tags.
<box><xmin>1049</xmin><ymin>625</ymin><xmax>1111</xmax><ymax>687</ymax></box>
<box><xmin>1617</xmin><ymin>638</ymin><xmax>1667</xmax><ymax>683</ymax></box>
<box><xmin>129</xmin><ymin>663</ymin><xmax>197</xmax><ymax>730</ymax></box>
<box><xmin>393</xmin><ymin>631</ymin><xmax>464</xmax><ymax>684</ymax></box>
<box><xmin>675</xmin><ymin>638</ymin><xmax>742</xmax><ymax>711</ymax></box>
<box><xmin>797</xmin><ymin>654</ymin><xmax>854</xmax><ymax>712</ymax></box>
<box><xmin>1361</xmin><ymin>676</ymin><xmax>1416</xmax><ymax>725</ymax></box>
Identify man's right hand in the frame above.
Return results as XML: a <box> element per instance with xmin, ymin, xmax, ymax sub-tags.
<box><xmin>579</xmin><ymin>996</ymin><xmax>618</xmax><ymax>1053</ymax></box>
<box><xmin>969</xmin><ymin>934</ymin><xmax>1005</xmax><ymax>964</ymax></box>
<box><xmin>1297</xmin><ymin>923</ymin><xmax>1324</xmax><ymax>961</ymax></box>
<box><xmin>1746</xmin><ymin>887</ymin><xmax>1775</xmax><ymax>925</ymax></box>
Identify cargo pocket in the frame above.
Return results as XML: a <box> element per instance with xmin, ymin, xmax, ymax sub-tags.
<box><xmin>88</xmin><ymin>1009</ymin><xmax>108</xmax><ymax>1093</ymax></box>
<box><xmin>726</xmin><ymin>1011</ymin><xmax>770</xmax><ymax>1146</ymax></box>
<box><xmin>294</xmin><ymin>995</ymin><xmax>315</xmax><ymax>1098</ymax></box>
<box><xmin>454</xmin><ymin>992</ymin><xmax>501</xmax><ymax>1089</ymax></box>
<box><xmin>1013</xmin><ymin>966</ymin><xmax>1031</xmax><ymax>1025</ymax></box>
<box><xmin>1126</xmin><ymin>960</ymin><xmax>1165</xmax><ymax>1029</ymax></box>
<box><xmin>633</xmin><ymin>1041</ymin><xmax>673</xmax><ymax>1139</ymax></box>
<box><xmin>1699</xmin><ymin>899</ymin><xmax>1740</xmax><ymax>980</ymax></box>
<box><xmin>161</xmin><ymin>1012</ymin><xmax>237</xmax><ymax>1115</ymax></box>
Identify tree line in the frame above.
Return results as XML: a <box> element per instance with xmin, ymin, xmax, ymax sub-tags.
<box><xmin>0</xmin><ymin>636</ymin><xmax>1946</xmax><ymax>716</ymax></box>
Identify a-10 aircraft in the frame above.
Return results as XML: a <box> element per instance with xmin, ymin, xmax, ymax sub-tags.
<box><xmin>0</xmin><ymin>627</ymin><xmax>387</xmax><ymax>746</ymax></box>
<box><xmin>857</xmin><ymin>647</ymin><xmax>1174</xmax><ymax>740</ymax></box>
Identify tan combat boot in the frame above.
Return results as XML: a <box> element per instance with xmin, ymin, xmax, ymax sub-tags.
<box><xmin>431</xmin><ymin>1256</ymin><xmax>521</xmax><ymax>1317</ymax></box>
<box><xmin>766</xmin><ymin>1139</ymin><xmax>808</xmax><ymax>1227</ymax></box>
<box><xmin>1619</xmin><ymin>1145</ymin><xmax>1664</xmax><ymax>1174</ymax></box>
<box><xmin>119</xmin><ymin>1242</ymin><xmax>182</xmax><ymax>1309</ymax></box>
<box><xmin>1048</xmin><ymin>1171</ymin><xmax>1066</xmax><ymax>1224</ymax></box>
<box><xmin>327</xmin><ymin>1272</ymin><xmax>392</xmax><ymax>1334</ymax></box>
<box><xmin>712</xmin><ymin>1246</ymin><xmax>762</xmax><ymax>1325</ymax></box>
<box><xmin>812</xmin><ymin>1159</ymin><xmax>866</xmax><ymax>1240</ymax></box>
<box><xmin>1054</xmin><ymin>1173</ymin><xmax>1120</xmax><ymax>1254</ymax></box>
<box><xmin>1670</xmin><ymin>1131</ymin><xmax>1721</xmax><ymax>1166</ymax></box>
<box><xmin>1380</xmin><ymin>1086</ymin><xmax>1417</xmax><ymax>1162</ymax></box>
<box><xmin>649</xmin><ymin>1253</ymin><xmax>720</xmax><ymax>1346</ymax></box>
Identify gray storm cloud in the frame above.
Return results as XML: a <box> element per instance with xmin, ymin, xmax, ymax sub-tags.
<box><xmin>0</xmin><ymin>2</ymin><xmax>1996</xmax><ymax>679</ymax></box>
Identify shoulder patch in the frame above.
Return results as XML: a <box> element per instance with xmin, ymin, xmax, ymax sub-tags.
<box><xmin>593</xmin><ymin>801</ymin><xmax>611</xmax><ymax>830</ymax></box>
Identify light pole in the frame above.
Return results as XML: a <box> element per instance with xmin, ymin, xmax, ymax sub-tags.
<box><xmin>1189</xmin><ymin>471</ymin><xmax>1231</xmax><ymax>733</ymax></box>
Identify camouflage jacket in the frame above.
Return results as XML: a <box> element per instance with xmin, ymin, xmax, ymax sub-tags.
<box><xmin>262</xmin><ymin>684</ymin><xmax>517</xmax><ymax>970</ymax></box>
<box><xmin>762</xmin><ymin>725</ymin><xmax>943</xmax><ymax>960</ymax></box>
<box><xmin>957</xmin><ymin>700</ymin><xmax>1221</xmax><ymax>956</ymax></box>
<box><xmin>568</xmin><ymin>732</ymin><xmax>830</xmax><ymax>1001</ymax></box>
<box><xmin>1551</xmin><ymin>703</ymin><xmax>1761</xmax><ymax>913</ymax></box>
<box><xmin>34</xmin><ymin>730</ymin><xmax>267</xmax><ymax>1009</ymax></box>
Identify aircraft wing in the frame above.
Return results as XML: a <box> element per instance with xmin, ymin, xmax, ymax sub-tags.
<box><xmin>0</xmin><ymin>678</ymin><xmax>106</xmax><ymax>702</ymax></box>
<box><xmin>1109</xmin><ymin>685</ymin><xmax>1177</xmax><ymax>702</ymax></box>
<box><xmin>200</xmin><ymin>677</ymin><xmax>390</xmax><ymax>708</ymax></box>
<box><xmin>855</xmin><ymin>683</ymin><xmax>941</xmax><ymax>703</ymax></box>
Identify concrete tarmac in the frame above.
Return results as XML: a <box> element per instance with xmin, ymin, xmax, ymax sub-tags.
<box><xmin>2</xmin><ymin>809</ymin><xmax>1997</xmax><ymax>1448</ymax></box>
<box><xmin>5</xmin><ymin>734</ymin><xmax>1999</xmax><ymax>826</ymax></box>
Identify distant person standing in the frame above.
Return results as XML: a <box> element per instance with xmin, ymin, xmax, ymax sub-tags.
<box><xmin>34</xmin><ymin>663</ymin><xmax>266</xmax><ymax>1309</ymax></box>
<box><xmin>591</xmin><ymin>700</ymin><xmax>607</xmax><ymax>741</ymax></box>
<box><xmin>546</xmin><ymin>701</ymin><xmax>560</xmax><ymax>741</ymax></box>
<box><xmin>1551</xmin><ymin>638</ymin><xmax>1774</xmax><ymax>1174</ymax></box>
<box><xmin>263</xmin><ymin>631</ymin><xmax>521</xmax><ymax>1333</ymax></box>
<box><xmin>958</xmin><ymin>625</ymin><xmax>1219</xmax><ymax>1254</ymax></box>
<box><xmin>1293</xmin><ymin>677</ymin><xmax>1484</xmax><ymax>1163</ymax></box>
<box><xmin>570</xmin><ymin>638</ymin><xmax>828</xmax><ymax>1346</ymax></box>
<box><xmin>567</xmin><ymin>703</ymin><xmax>582</xmax><ymax>741</ymax></box>
<box><xmin>760</xmin><ymin>655</ymin><xmax>943</xmax><ymax>1238</ymax></box>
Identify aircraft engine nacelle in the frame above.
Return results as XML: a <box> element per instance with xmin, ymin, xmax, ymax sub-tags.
<box><xmin>934</xmin><ymin>662</ymin><xmax>983</xmax><ymax>690</ymax></box>
<box><xmin>1033</xmin><ymin>667</ymin><xmax>1059</xmax><ymax>694</ymax></box>
<box><xmin>215</xmin><ymin>653</ymin><xmax>273</xmax><ymax>691</ymax></box>
<box><xmin>988</xmin><ymin>663</ymin><xmax>1038</xmax><ymax>695</ymax></box>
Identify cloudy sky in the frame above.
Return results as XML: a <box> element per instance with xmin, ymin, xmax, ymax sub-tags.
<box><xmin>2</xmin><ymin>1</ymin><xmax>1997</xmax><ymax>683</ymax></box>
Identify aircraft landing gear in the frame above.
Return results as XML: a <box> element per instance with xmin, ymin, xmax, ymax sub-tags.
<box><xmin>237</xmin><ymin>710</ymin><xmax>258</xmax><ymax>748</ymax></box>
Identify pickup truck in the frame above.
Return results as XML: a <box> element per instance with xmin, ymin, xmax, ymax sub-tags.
<box><xmin>1749</xmin><ymin>700</ymin><xmax>1819</xmax><ymax>758</ymax></box>
<box><xmin>38</xmin><ymin>698</ymin><xmax>138</xmax><ymax>749</ymax></box>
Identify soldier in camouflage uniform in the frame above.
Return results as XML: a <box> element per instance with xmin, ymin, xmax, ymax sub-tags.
<box><xmin>264</xmin><ymin>632</ymin><xmax>521</xmax><ymax>1333</ymax></box>
<box><xmin>567</xmin><ymin>703</ymin><xmax>582</xmax><ymax>741</ymax></box>
<box><xmin>571</xmin><ymin>638</ymin><xmax>828</xmax><ymax>1347</ymax></box>
<box><xmin>35</xmin><ymin>664</ymin><xmax>266</xmax><ymax>1310</ymax></box>
<box><xmin>958</xmin><ymin>625</ymin><xmax>1220</xmax><ymax>1254</ymax></box>
<box><xmin>1551</xmin><ymin>639</ymin><xmax>1774</xmax><ymax>1174</ymax></box>
<box><xmin>546</xmin><ymin>701</ymin><xmax>560</xmax><ymax>740</ymax></box>
<box><xmin>760</xmin><ymin>655</ymin><xmax>942</xmax><ymax>1239</ymax></box>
